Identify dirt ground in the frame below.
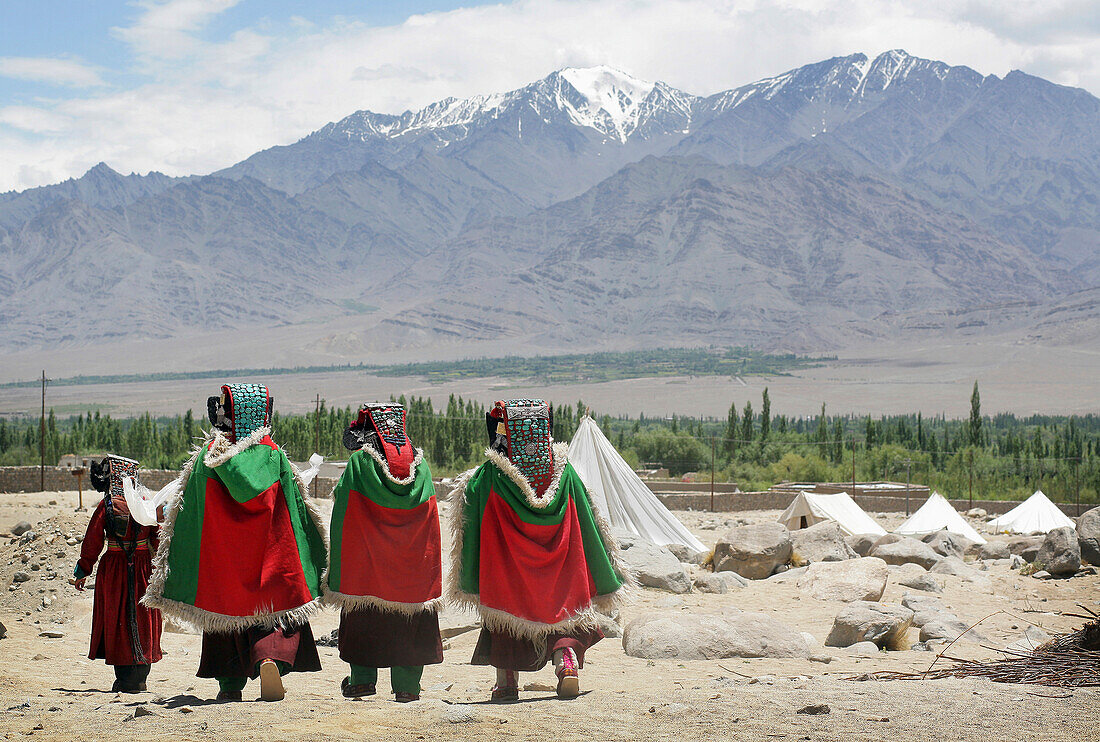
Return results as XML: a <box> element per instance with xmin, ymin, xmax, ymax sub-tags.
<box><xmin>2</xmin><ymin>490</ymin><xmax>1098</xmax><ymax>741</ymax></box>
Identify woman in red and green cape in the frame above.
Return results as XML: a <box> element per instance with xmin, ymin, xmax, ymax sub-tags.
<box><xmin>324</xmin><ymin>403</ymin><xmax>443</xmax><ymax>702</ymax></box>
<box><xmin>143</xmin><ymin>383</ymin><xmax>328</xmax><ymax>702</ymax></box>
<box><xmin>448</xmin><ymin>399</ymin><xmax>633</xmax><ymax>702</ymax></box>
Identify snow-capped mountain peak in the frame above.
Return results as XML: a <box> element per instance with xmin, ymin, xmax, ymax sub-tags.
<box><xmin>556</xmin><ymin>65</ymin><xmax>656</xmax><ymax>141</ymax></box>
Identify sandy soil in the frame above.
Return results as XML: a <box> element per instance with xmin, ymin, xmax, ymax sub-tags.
<box><xmin>2</xmin><ymin>490</ymin><xmax>1098</xmax><ymax>741</ymax></box>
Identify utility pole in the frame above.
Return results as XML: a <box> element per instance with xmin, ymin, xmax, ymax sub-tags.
<box><xmin>39</xmin><ymin>370</ymin><xmax>48</xmax><ymax>492</ymax></box>
<box><xmin>1075</xmin><ymin>457</ymin><xmax>1082</xmax><ymax>517</ymax></box>
<box><xmin>900</xmin><ymin>457</ymin><xmax>914</xmax><ymax>516</ymax></box>
<box><xmin>708</xmin><ymin>435</ymin><xmax>717</xmax><ymax>516</ymax></box>
<box><xmin>849</xmin><ymin>435</ymin><xmax>858</xmax><ymax>499</ymax></box>
<box><xmin>313</xmin><ymin>394</ymin><xmax>321</xmax><ymax>498</ymax></box>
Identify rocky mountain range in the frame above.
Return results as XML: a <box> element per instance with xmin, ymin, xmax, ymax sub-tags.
<box><xmin>1</xmin><ymin>50</ymin><xmax>1097</xmax><ymax>359</ymax></box>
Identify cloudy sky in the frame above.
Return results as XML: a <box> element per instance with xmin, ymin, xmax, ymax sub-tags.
<box><xmin>1</xmin><ymin>0</ymin><xmax>1097</xmax><ymax>192</ymax></box>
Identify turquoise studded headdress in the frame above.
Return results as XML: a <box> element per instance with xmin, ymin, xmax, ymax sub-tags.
<box><xmin>489</xmin><ymin>399</ymin><xmax>554</xmax><ymax>497</ymax></box>
<box><xmin>221</xmin><ymin>383</ymin><xmax>272</xmax><ymax>442</ymax></box>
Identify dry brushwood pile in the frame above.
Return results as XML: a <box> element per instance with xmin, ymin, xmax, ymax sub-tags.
<box><xmin>860</xmin><ymin>609</ymin><xmax>1100</xmax><ymax>688</ymax></box>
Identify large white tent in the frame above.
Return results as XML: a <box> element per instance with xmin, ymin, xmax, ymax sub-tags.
<box><xmin>568</xmin><ymin>416</ymin><xmax>706</xmax><ymax>552</ymax></box>
<box><xmin>987</xmin><ymin>490</ymin><xmax>1075</xmax><ymax>534</ymax></box>
<box><xmin>894</xmin><ymin>491</ymin><xmax>987</xmax><ymax>544</ymax></box>
<box><xmin>777</xmin><ymin>491</ymin><xmax>887</xmax><ymax>537</ymax></box>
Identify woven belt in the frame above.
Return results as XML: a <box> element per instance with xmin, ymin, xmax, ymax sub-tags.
<box><xmin>106</xmin><ymin>539</ymin><xmax>150</xmax><ymax>552</ymax></box>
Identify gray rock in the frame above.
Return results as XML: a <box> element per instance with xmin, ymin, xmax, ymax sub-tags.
<box><xmin>1011</xmin><ymin>554</ymin><xmax>1026</xmax><ymax>569</ymax></box>
<box><xmin>901</xmin><ymin>593</ymin><xmax>945</xmax><ymax>615</ymax></box>
<box><xmin>0</xmin><ymin>621</ymin><xmax>6</xmax><ymax>639</ymax></box>
<box><xmin>897</xmin><ymin>572</ymin><xmax>944</xmax><ymax>593</ymax></box>
<box><xmin>715</xmin><ymin>571</ymin><xmax>750</xmax><ymax>589</ymax></box>
<box><xmin>12</xmin><ymin>572</ymin><xmax>30</xmax><ymax>583</ymax></box>
<box><xmin>439</xmin><ymin>704</ymin><xmax>477</xmax><ymax>724</ymax></box>
<box><xmin>713</xmin><ymin>523</ymin><xmax>792</xmax><ymax>580</ymax></box>
<box><xmin>978</xmin><ymin>541</ymin><xmax>1011</xmax><ymax>560</ymax></box>
<box><xmin>11</xmin><ymin>521</ymin><xmax>32</xmax><ymax>536</ymax></box>
<box><xmin>919</xmin><ymin>615</ymin><xmax>975</xmax><ymax>643</ymax></box>
<box><xmin>619</xmin><ymin>537</ymin><xmax>692</xmax><ymax>593</ymax></box>
<box><xmin>1006</xmin><ymin>536</ymin><xmax>1044</xmax><ymax>562</ymax></box>
<box><xmin>922</xmin><ymin>530</ymin><xmax>975</xmax><ymax>559</ymax></box>
<box><xmin>1005</xmin><ymin>625</ymin><xmax>1051</xmax><ymax>653</ymax></box>
<box><xmin>872</xmin><ymin>534</ymin><xmax>903</xmax><ymax>549</ymax></box>
<box><xmin>846</xmin><ymin>641</ymin><xmax>880</xmax><ymax>656</ymax></box>
<box><xmin>846</xmin><ymin>533</ymin><xmax>878</xmax><ymax>557</ymax></box>
<box><xmin>966</xmin><ymin>508</ymin><xmax>987</xmax><ymax>518</ymax></box>
<box><xmin>790</xmin><ymin>522</ymin><xmax>857</xmax><ymax>564</ymax></box>
<box><xmin>1036</xmin><ymin>527</ymin><xmax>1081</xmax><ymax>576</ymax></box>
<box><xmin>824</xmin><ymin>602</ymin><xmax>914</xmax><ymax>649</ymax></box>
<box><xmin>796</xmin><ymin>557</ymin><xmax>888</xmax><ymax>603</ymax></box>
<box><xmin>667</xmin><ymin>543</ymin><xmax>708</xmax><ymax>565</ymax></box>
<box><xmin>693</xmin><ymin>572</ymin><xmax>728</xmax><ymax>594</ymax></box>
<box><xmin>1031</xmin><ymin>570</ymin><xmax>1052</xmax><ymax>580</ymax></box>
<box><xmin>596</xmin><ymin>612</ymin><xmax>623</xmax><ymax>638</ymax></box>
<box><xmin>870</xmin><ymin>538</ymin><xmax>940</xmax><ymax>569</ymax></box>
<box><xmin>1078</xmin><ymin>506</ymin><xmax>1100</xmax><ymax>566</ymax></box>
<box><xmin>622</xmin><ymin>611</ymin><xmax>812</xmax><ymax>660</ymax></box>
<box><xmin>797</xmin><ymin>704</ymin><xmax>831</xmax><ymax>715</ymax></box>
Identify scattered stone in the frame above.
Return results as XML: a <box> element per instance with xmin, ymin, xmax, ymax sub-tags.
<box><xmin>824</xmin><ymin>602</ymin><xmax>913</xmax><ymax>650</ymax></box>
<box><xmin>0</xmin><ymin>621</ymin><xmax>6</xmax><ymax>639</ymax></box>
<box><xmin>871</xmin><ymin>534</ymin><xmax>902</xmax><ymax>549</ymax></box>
<box><xmin>126</xmin><ymin>706</ymin><xmax>154</xmax><ymax>720</ymax></box>
<box><xmin>693</xmin><ymin>572</ymin><xmax>728</xmax><ymax>594</ymax></box>
<box><xmin>846</xmin><ymin>641</ymin><xmax>880</xmax><ymax>656</ymax></box>
<box><xmin>622</xmin><ymin>611</ymin><xmax>812</xmax><ymax>660</ymax></box>
<box><xmin>32</xmin><ymin>654</ymin><xmax>47</xmax><ymax>660</ymax></box>
<box><xmin>522</xmin><ymin>682</ymin><xmax>554</xmax><ymax>692</ymax></box>
<box><xmin>1006</xmin><ymin>536</ymin><xmax>1044</xmax><ymax>562</ymax></box>
<box><xmin>1010</xmin><ymin>555</ymin><xmax>1026</xmax><ymax>569</ymax></box>
<box><xmin>715</xmin><ymin>571</ymin><xmax>750</xmax><ymax>589</ymax></box>
<box><xmin>315</xmin><ymin>629</ymin><xmax>338</xmax><ymax>647</ymax></box>
<box><xmin>870</xmin><ymin>538</ymin><xmax>940</xmax><ymax>569</ymax></box>
<box><xmin>901</xmin><ymin>593</ymin><xmax>945</xmax><ymax>615</ymax></box>
<box><xmin>1077</xmin><ymin>506</ymin><xmax>1100</xmax><ymax>566</ymax></box>
<box><xmin>619</xmin><ymin>536</ymin><xmax>692</xmax><ymax>593</ymax></box>
<box><xmin>439</xmin><ymin>704</ymin><xmax>477</xmax><ymax>724</ymax></box>
<box><xmin>919</xmin><ymin>616</ymin><xmax>974</xmax><ymax>643</ymax></box>
<box><xmin>713</xmin><ymin>523</ymin><xmax>792</xmax><ymax>580</ymax></box>
<box><xmin>66</xmin><ymin>538</ymin><xmax>78</xmax><ymax>546</ymax></box>
<box><xmin>928</xmin><ymin>557</ymin><xmax>994</xmax><ymax>591</ymax></box>
<box><xmin>846</xmin><ymin>533</ymin><xmax>878</xmax><ymax>557</ymax></box>
<box><xmin>910</xmin><ymin>641</ymin><xmax>933</xmax><ymax>652</ymax></box>
<box><xmin>178</xmin><ymin>706</ymin><xmax>194</xmax><ymax>714</ymax></box>
<box><xmin>797</xmin><ymin>557</ymin><xmax>888</xmax><ymax>603</ymax></box>
<box><xmin>12</xmin><ymin>571</ymin><xmax>31</xmax><ymax>583</ymax></box>
<box><xmin>1005</xmin><ymin>625</ymin><xmax>1051</xmax><ymax>653</ymax></box>
<box><xmin>978</xmin><ymin>542</ymin><xmax>1011</xmax><ymax>560</ymax></box>
<box><xmin>922</xmin><ymin>530</ymin><xmax>975</xmax><ymax>560</ymax></box>
<box><xmin>38</xmin><ymin>630</ymin><xmax>64</xmax><ymax>638</ymax></box>
<box><xmin>797</xmin><ymin>704</ymin><xmax>830</xmax><ymax>715</ymax></box>
<box><xmin>1036</xmin><ymin>527</ymin><xmax>1081</xmax><ymax>576</ymax></box>
<box><xmin>897</xmin><ymin>572</ymin><xmax>944</xmax><ymax>593</ymax></box>
<box><xmin>966</xmin><ymin>508</ymin><xmax>987</xmax><ymax>519</ymax></box>
<box><xmin>1031</xmin><ymin>570</ymin><xmax>1052</xmax><ymax>580</ymax></box>
<box><xmin>790</xmin><ymin>522</ymin><xmax>857</xmax><ymax>564</ymax></box>
<box><xmin>666</xmin><ymin>543</ymin><xmax>708</xmax><ymax>565</ymax></box>
<box><xmin>11</xmin><ymin>521</ymin><xmax>32</xmax><ymax>536</ymax></box>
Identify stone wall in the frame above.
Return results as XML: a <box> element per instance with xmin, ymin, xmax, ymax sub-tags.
<box><xmin>0</xmin><ymin>466</ymin><xmax>178</xmax><ymax>494</ymax></box>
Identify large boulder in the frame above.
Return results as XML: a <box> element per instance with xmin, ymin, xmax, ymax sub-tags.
<box><xmin>713</xmin><ymin>523</ymin><xmax>792</xmax><ymax>580</ymax></box>
<box><xmin>618</xmin><ymin>537</ymin><xmax>692</xmax><ymax>593</ymax></box>
<box><xmin>622</xmin><ymin>611</ymin><xmax>812</xmax><ymax>660</ymax></box>
<box><xmin>1036</xmin><ymin>527</ymin><xmax>1081</xmax><ymax>577</ymax></box>
<box><xmin>790</xmin><ymin>522</ymin><xmax>857</xmax><ymax>564</ymax></box>
<box><xmin>667</xmin><ymin>542</ymin><xmax>709</xmax><ymax>565</ymax></box>
<box><xmin>897</xmin><ymin>572</ymin><xmax>944</xmax><ymax>594</ymax></box>
<box><xmin>977</xmin><ymin>541</ymin><xmax>1011</xmax><ymax>561</ymax></box>
<box><xmin>1077</xmin><ymin>507</ymin><xmax>1100</xmax><ymax>566</ymax></box>
<box><xmin>922</xmin><ymin>530</ymin><xmax>975</xmax><ymax>560</ymax></box>
<box><xmin>824</xmin><ymin>602</ymin><xmax>914</xmax><ymax>650</ymax></box>
<box><xmin>870</xmin><ymin>538</ymin><xmax>940</xmax><ymax>569</ymax></box>
<box><xmin>919</xmin><ymin>615</ymin><xmax>975</xmax><ymax>643</ymax></box>
<box><xmin>1006</xmin><ymin>536</ymin><xmax>1044</xmax><ymax>562</ymax></box>
<box><xmin>693</xmin><ymin>572</ymin><xmax>728</xmax><ymax>594</ymax></box>
<box><xmin>872</xmin><ymin>534</ymin><xmax>902</xmax><ymax>549</ymax></box>
<box><xmin>846</xmin><ymin>533</ymin><xmax>878</xmax><ymax>557</ymax></box>
<box><xmin>928</xmin><ymin>556</ymin><xmax>994</xmax><ymax>593</ymax></box>
<box><xmin>797</xmin><ymin>557</ymin><xmax>888</xmax><ymax>603</ymax></box>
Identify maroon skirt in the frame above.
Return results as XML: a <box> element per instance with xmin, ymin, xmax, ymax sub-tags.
<box><xmin>471</xmin><ymin>627</ymin><xmax>602</xmax><ymax>672</ymax></box>
<box><xmin>197</xmin><ymin>624</ymin><xmax>322</xmax><ymax>679</ymax></box>
<box><xmin>338</xmin><ymin>605</ymin><xmax>443</xmax><ymax>668</ymax></box>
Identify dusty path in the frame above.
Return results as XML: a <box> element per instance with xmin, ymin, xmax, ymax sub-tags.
<box><xmin>2</xmin><ymin>492</ymin><xmax>1098</xmax><ymax>741</ymax></box>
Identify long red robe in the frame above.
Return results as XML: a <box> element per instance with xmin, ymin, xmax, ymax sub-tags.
<box><xmin>77</xmin><ymin>499</ymin><xmax>163</xmax><ymax>665</ymax></box>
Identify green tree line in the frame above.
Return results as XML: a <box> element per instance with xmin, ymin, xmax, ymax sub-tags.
<box><xmin>1</xmin><ymin>384</ymin><xmax>1096</xmax><ymax>504</ymax></box>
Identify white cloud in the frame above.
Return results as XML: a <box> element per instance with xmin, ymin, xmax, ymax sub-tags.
<box><xmin>0</xmin><ymin>57</ymin><xmax>105</xmax><ymax>87</ymax></box>
<box><xmin>0</xmin><ymin>0</ymin><xmax>1097</xmax><ymax>192</ymax></box>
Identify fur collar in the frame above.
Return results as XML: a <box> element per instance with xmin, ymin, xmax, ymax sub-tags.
<box><xmin>359</xmin><ymin>444</ymin><xmax>424</xmax><ymax>487</ymax></box>
<box><xmin>204</xmin><ymin>426</ymin><xmax>272</xmax><ymax>468</ymax></box>
<box><xmin>484</xmin><ymin>441</ymin><xmax>570</xmax><ymax>508</ymax></box>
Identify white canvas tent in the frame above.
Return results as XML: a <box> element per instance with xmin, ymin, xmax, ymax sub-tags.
<box><xmin>987</xmin><ymin>490</ymin><xmax>1075</xmax><ymax>534</ymax></box>
<box><xmin>568</xmin><ymin>416</ymin><xmax>706</xmax><ymax>552</ymax></box>
<box><xmin>777</xmin><ymin>491</ymin><xmax>887</xmax><ymax>537</ymax></box>
<box><xmin>894</xmin><ymin>491</ymin><xmax>987</xmax><ymax>545</ymax></box>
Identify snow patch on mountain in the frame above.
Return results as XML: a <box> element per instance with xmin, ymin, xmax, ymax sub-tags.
<box><xmin>558</xmin><ymin>65</ymin><xmax>656</xmax><ymax>141</ymax></box>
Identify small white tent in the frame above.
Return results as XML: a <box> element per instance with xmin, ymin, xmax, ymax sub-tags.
<box><xmin>777</xmin><ymin>492</ymin><xmax>887</xmax><ymax>537</ymax></box>
<box><xmin>568</xmin><ymin>416</ymin><xmax>706</xmax><ymax>552</ymax></box>
<box><xmin>894</xmin><ymin>491</ymin><xmax>987</xmax><ymax>545</ymax></box>
<box><xmin>987</xmin><ymin>490</ymin><xmax>1075</xmax><ymax>534</ymax></box>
